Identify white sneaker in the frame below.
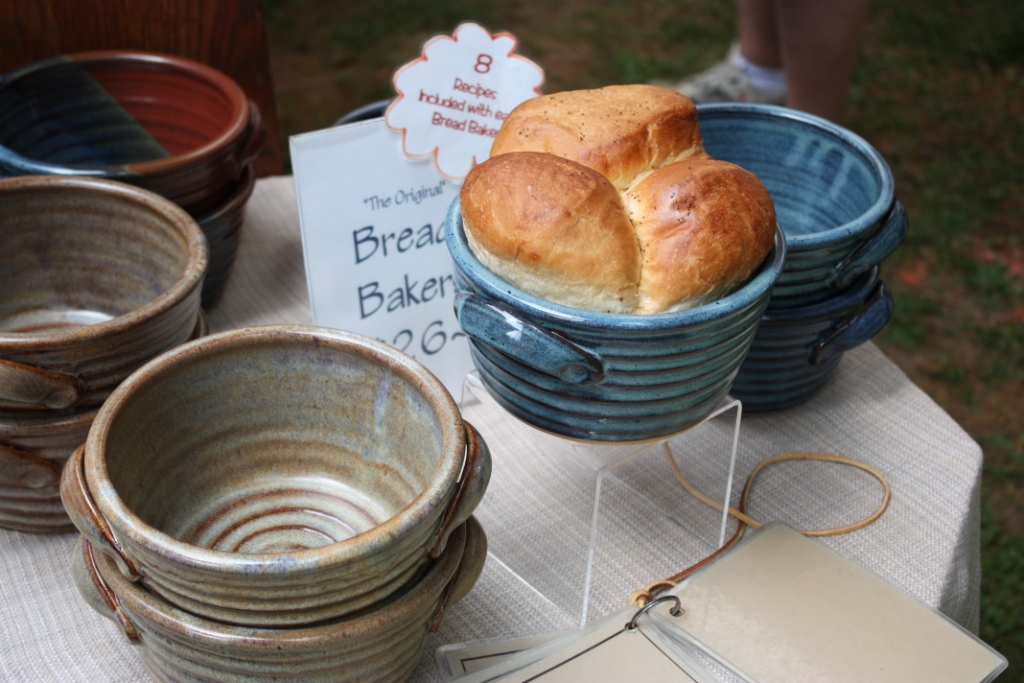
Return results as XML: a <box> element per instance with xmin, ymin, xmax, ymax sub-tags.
<box><xmin>656</xmin><ymin>45</ymin><xmax>787</xmax><ymax>106</ymax></box>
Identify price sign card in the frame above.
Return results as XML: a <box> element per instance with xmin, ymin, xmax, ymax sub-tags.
<box><xmin>291</xmin><ymin>23</ymin><xmax>543</xmax><ymax>396</ymax></box>
<box><xmin>291</xmin><ymin>120</ymin><xmax>471</xmax><ymax>394</ymax></box>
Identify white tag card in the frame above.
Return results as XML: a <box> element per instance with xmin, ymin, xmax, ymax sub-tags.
<box><xmin>437</xmin><ymin>631</ymin><xmax>572</xmax><ymax>680</ymax></box>
<box><xmin>290</xmin><ymin>120</ymin><xmax>474</xmax><ymax>395</ymax></box>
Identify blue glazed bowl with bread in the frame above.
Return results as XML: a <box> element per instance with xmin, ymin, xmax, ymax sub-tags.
<box><xmin>445</xmin><ymin>86</ymin><xmax>788</xmax><ymax>442</ymax></box>
<box><xmin>446</xmin><ymin>199</ymin><xmax>784</xmax><ymax>442</ymax></box>
<box><xmin>698</xmin><ymin>103</ymin><xmax>907</xmax><ymax>310</ymax></box>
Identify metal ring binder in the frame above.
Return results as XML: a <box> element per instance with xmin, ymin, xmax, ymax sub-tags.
<box><xmin>627</xmin><ymin>595</ymin><xmax>683</xmax><ymax>631</ymax></box>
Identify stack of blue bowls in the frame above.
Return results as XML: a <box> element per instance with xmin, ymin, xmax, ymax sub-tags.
<box><xmin>698</xmin><ymin>104</ymin><xmax>907</xmax><ymax>412</ymax></box>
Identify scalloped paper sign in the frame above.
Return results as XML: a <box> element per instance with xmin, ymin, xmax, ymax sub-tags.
<box><xmin>386</xmin><ymin>22</ymin><xmax>545</xmax><ymax>181</ymax></box>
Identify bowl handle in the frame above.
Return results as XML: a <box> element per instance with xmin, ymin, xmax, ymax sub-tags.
<box><xmin>454</xmin><ymin>292</ymin><xmax>607</xmax><ymax>385</ymax></box>
<box><xmin>810</xmin><ymin>280</ymin><xmax>894</xmax><ymax>366</ymax></box>
<box><xmin>71</xmin><ymin>538</ymin><xmax>140</xmax><ymax>642</ymax></box>
<box><xmin>60</xmin><ymin>445</ymin><xmax>142</xmax><ymax>581</ymax></box>
<box><xmin>0</xmin><ymin>443</ymin><xmax>61</xmax><ymax>491</ymax></box>
<box><xmin>430</xmin><ymin>421</ymin><xmax>491</xmax><ymax>559</ymax></box>
<box><xmin>430</xmin><ymin>516</ymin><xmax>488</xmax><ymax>632</ymax></box>
<box><xmin>235</xmin><ymin>100</ymin><xmax>267</xmax><ymax>174</ymax></box>
<box><xmin>828</xmin><ymin>200</ymin><xmax>908</xmax><ymax>291</ymax></box>
<box><xmin>0</xmin><ymin>358</ymin><xmax>82</xmax><ymax>410</ymax></box>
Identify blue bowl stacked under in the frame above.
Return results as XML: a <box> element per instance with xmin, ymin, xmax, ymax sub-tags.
<box><xmin>698</xmin><ymin>104</ymin><xmax>906</xmax><ymax>410</ymax></box>
<box><xmin>729</xmin><ymin>266</ymin><xmax>893</xmax><ymax>412</ymax></box>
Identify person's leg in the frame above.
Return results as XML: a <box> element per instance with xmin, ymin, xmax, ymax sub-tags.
<box><xmin>658</xmin><ymin>0</ymin><xmax>787</xmax><ymax>105</ymax></box>
<box><xmin>775</xmin><ymin>0</ymin><xmax>870</xmax><ymax>123</ymax></box>
<box><xmin>738</xmin><ymin>0</ymin><xmax>782</xmax><ymax>69</ymax></box>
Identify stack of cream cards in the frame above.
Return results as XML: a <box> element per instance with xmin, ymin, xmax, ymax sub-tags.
<box><xmin>439</xmin><ymin>524</ymin><xmax>1006</xmax><ymax>683</ymax></box>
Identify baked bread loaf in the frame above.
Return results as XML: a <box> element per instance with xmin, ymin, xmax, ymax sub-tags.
<box><xmin>624</xmin><ymin>157</ymin><xmax>778</xmax><ymax>313</ymax></box>
<box><xmin>461</xmin><ymin>152</ymin><xmax>641</xmax><ymax>313</ymax></box>
<box><xmin>490</xmin><ymin>84</ymin><xmax>709</xmax><ymax>190</ymax></box>
<box><xmin>461</xmin><ymin>85</ymin><xmax>776</xmax><ymax>314</ymax></box>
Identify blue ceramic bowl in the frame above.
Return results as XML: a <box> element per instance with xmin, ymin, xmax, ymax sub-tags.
<box><xmin>731</xmin><ymin>266</ymin><xmax>893</xmax><ymax>412</ymax></box>
<box><xmin>333</xmin><ymin>99</ymin><xmax>391</xmax><ymax>126</ymax></box>
<box><xmin>698</xmin><ymin>104</ymin><xmax>907</xmax><ymax>309</ymax></box>
<box><xmin>446</xmin><ymin>198</ymin><xmax>786</xmax><ymax>442</ymax></box>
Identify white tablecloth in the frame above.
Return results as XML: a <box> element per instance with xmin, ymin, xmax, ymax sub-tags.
<box><xmin>0</xmin><ymin>177</ymin><xmax>983</xmax><ymax>682</ymax></box>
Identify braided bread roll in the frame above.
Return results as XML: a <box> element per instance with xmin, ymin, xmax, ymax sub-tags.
<box><xmin>461</xmin><ymin>85</ymin><xmax>776</xmax><ymax>314</ymax></box>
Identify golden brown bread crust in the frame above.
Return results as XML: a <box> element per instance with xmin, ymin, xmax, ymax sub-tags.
<box><xmin>461</xmin><ymin>152</ymin><xmax>642</xmax><ymax>313</ymax></box>
<box><xmin>461</xmin><ymin>86</ymin><xmax>776</xmax><ymax>314</ymax></box>
<box><xmin>490</xmin><ymin>85</ymin><xmax>709</xmax><ymax>190</ymax></box>
<box><xmin>623</xmin><ymin>159</ymin><xmax>777</xmax><ymax>313</ymax></box>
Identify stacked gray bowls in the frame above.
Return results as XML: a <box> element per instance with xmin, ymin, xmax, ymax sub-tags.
<box><xmin>698</xmin><ymin>104</ymin><xmax>905</xmax><ymax>411</ymax></box>
<box><xmin>62</xmin><ymin>326</ymin><xmax>490</xmax><ymax>682</ymax></box>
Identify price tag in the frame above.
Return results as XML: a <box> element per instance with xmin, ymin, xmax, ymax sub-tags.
<box><xmin>386</xmin><ymin>21</ymin><xmax>544</xmax><ymax>181</ymax></box>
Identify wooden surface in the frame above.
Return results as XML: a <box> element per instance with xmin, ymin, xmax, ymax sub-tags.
<box><xmin>0</xmin><ymin>0</ymin><xmax>283</xmax><ymax>176</ymax></box>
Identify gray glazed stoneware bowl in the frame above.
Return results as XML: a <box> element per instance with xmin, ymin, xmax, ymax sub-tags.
<box><xmin>0</xmin><ymin>313</ymin><xmax>207</xmax><ymax>534</ymax></box>
<box><xmin>698</xmin><ymin>103</ymin><xmax>907</xmax><ymax>309</ymax></box>
<box><xmin>60</xmin><ymin>325</ymin><xmax>490</xmax><ymax>627</ymax></box>
<box><xmin>0</xmin><ymin>175</ymin><xmax>208</xmax><ymax>413</ymax></box>
<box><xmin>445</xmin><ymin>198</ymin><xmax>787</xmax><ymax>442</ymax></box>
<box><xmin>731</xmin><ymin>266</ymin><xmax>893</xmax><ymax>412</ymax></box>
<box><xmin>72</xmin><ymin>517</ymin><xmax>487</xmax><ymax>683</ymax></box>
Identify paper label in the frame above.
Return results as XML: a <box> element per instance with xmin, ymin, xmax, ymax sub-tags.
<box><xmin>290</xmin><ymin>120</ymin><xmax>474</xmax><ymax>396</ymax></box>
<box><xmin>386</xmin><ymin>22</ymin><xmax>544</xmax><ymax>181</ymax></box>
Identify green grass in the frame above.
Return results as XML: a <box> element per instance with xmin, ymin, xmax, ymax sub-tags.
<box><xmin>262</xmin><ymin>0</ymin><xmax>1024</xmax><ymax>674</ymax></box>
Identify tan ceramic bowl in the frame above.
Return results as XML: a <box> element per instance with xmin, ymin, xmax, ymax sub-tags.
<box><xmin>61</xmin><ymin>326</ymin><xmax>490</xmax><ymax>627</ymax></box>
<box><xmin>0</xmin><ymin>175</ymin><xmax>208</xmax><ymax>413</ymax></box>
<box><xmin>72</xmin><ymin>518</ymin><xmax>487</xmax><ymax>683</ymax></box>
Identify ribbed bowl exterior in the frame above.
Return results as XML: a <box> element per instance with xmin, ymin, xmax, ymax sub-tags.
<box><xmin>446</xmin><ymin>198</ymin><xmax>786</xmax><ymax>442</ymax></box>
<box><xmin>0</xmin><ymin>312</ymin><xmax>206</xmax><ymax>534</ymax></box>
<box><xmin>71</xmin><ymin>519</ymin><xmax>487</xmax><ymax>683</ymax></box>
<box><xmin>731</xmin><ymin>268</ymin><xmax>888</xmax><ymax>411</ymax></box>
<box><xmin>698</xmin><ymin>104</ymin><xmax>896</xmax><ymax>309</ymax></box>
<box><xmin>0</xmin><ymin>407</ymin><xmax>96</xmax><ymax>533</ymax></box>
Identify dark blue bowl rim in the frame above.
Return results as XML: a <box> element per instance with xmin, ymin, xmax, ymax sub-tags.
<box><xmin>0</xmin><ymin>52</ymin><xmax>246</xmax><ymax>177</ymax></box>
<box><xmin>445</xmin><ymin>196</ymin><xmax>787</xmax><ymax>333</ymax></box>
<box><xmin>697</xmin><ymin>103</ymin><xmax>895</xmax><ymax>250</ymax></box>
<box><xmin>0</xmin><ymin>55</ymin><xmax>143</xmax><ymax>176</ymax></box>
<box><xmin>763</xmin><ymin>265</ymin><xmax>881</xmax><ymax>322</ymax></box>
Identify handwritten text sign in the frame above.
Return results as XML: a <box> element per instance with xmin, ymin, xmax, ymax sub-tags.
<box><xmin>291</xmin><ymin>120</ymin><xmax>473</xmax><ymax>396</ymax></box>
<box><xmin>386</xmin><ymin>22</ymin><xmax>544</xmax><ymax>181</ymax></box>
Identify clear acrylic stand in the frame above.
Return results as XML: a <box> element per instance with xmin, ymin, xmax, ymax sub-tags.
<box><xmin>460</xmin><ymin>371</ymin><xmax>743</xmax><ymax>627</ymax></box>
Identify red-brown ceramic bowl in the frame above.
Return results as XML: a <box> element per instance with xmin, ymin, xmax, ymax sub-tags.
<box><xmin>0</xmin><ymin>51</ymin><xmax>265</xmax><ymax>217</ymax></box>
